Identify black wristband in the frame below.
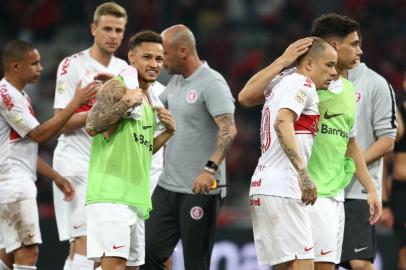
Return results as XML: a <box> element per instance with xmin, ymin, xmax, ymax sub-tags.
<box><xmin>206</xmin><ymin>160</ymin><xmax>218</xmax><ymax>171</ymax></box>
<box><xmin>382</xmin><ymin>201</ymin><xmax>390</xmax><ymax>208</ymax></box>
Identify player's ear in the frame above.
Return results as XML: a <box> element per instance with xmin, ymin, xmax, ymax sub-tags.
<box><xmin>128</xmin><ymin>49</ymin><xmax>134</xmax><ymax>65</ymax></box>
<box><xmin>305</xmin><ymin>58</ymin><xmax>313</xmax><ymax>72</ymax></box>
<box><xmin>90</xmin><ymin>23</ymin><xmax>97</xmax><ymax>37</ymax></box>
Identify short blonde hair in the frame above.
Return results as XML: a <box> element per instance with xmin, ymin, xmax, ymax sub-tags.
<box><xmin>93</xmin><ymin>2</ymin><xmax>127</xmax><ymax>24</ymax></box>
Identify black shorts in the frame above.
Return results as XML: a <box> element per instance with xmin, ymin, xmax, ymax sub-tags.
<box><xmin>142</xmin><ymin>185</ymin><xmax>223</xmax><ymax>270</ymax></box>
<box><xmin>340</xmin><ymin>199</ymin><xmax>376</xmax><ymax>268</ymax></box>
<box><xmin>391</xmin><ymin>180</ymin><xmax>406</xmax><ymax>248</ymax></box>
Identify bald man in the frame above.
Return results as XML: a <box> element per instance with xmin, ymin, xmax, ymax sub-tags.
<box><xmin>141</xmin><ymin>25</ymin><xmax>237</xmax><ymax>270</ymax></box>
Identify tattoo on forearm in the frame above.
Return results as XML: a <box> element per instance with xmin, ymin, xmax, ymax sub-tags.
<box><xmin>86</xmin><ymin>79</ymin><xmax>128</xmax><ymax>134</ymax></box>
<box><xmin>274</xmin><ymin>119</ymin><xmax>301</xmax><ymax>171</ymax></box>
<box><xmin>215</xmin><ymin>113</ymin><xmax>236</xmax><ymax>155</ymax></box>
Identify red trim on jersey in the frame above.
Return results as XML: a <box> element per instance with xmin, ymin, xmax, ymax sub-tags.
<box><xmin>76</xmin><ymin>104</ymin><xmax>92</xmax><ymax>113</ymax></box>
<box><xmin>294</xmin><ymin>114</ymin><xmax>319</xmax><ymax>135</ymax></box>
<box><xmin>75</xmin><ymin>98</ymin><xmax>96</xmax><ymax>113</ymax></box>
<box><xmin>10</xmin><ymin>129</ymin><xmax>21</xmax><ymax>142</ymax></box>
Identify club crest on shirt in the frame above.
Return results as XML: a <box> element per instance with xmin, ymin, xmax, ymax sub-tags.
<box><xmin>186</xmin><ymin>89</ymin><xmax>198</xmax><ymax>104</ymax></box>
<box><xmin>295</xmin><ymin>89</ymin><xmax>308</xmax><ymax>105</ymax></box>
<box><xmin>190</xmin><ymin>206</ymin><xmax>204</xmax><ymax>220</ymax></box>
<box><xmin>355</xmin><ymin>91</ymin><xmax>362</xmax><ymax>103</ymax></box>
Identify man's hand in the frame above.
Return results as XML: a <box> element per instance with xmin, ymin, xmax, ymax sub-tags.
<box><xmin>298</xmin><ymin>168</ymin><xmax>317</xmax><ymax>205</ymax></box>
<box><xmin>192</xmin><ymin>171</ymin><xmax>215</xmax><ymax>194</ymax></box>
<box><xmin>367</xmin><ymin>191</ymin><xmax>382</xmax><ymax>224</ymax></box>
<box><xmin>155</xmin><ymin>107</ymin><xmax>176</xmax><ymax>133</ymax></box>
<box><xmin>72</xmin><ymin>81</ymin><xmax>101</xmax><ymax>106</ymax></box>
<box><xmin>53</xmin><ymin>175</ymin><xmax>75</xmax><ymax>201</ymax></box>
<box><xmin>276</xmin><ymin>37</ymin><xmax>313</xmax><ymax>67</ymax></box>
<box><xmin>379</xmin><ymin>206</ymin><xmax>394</xmax><ymax>228</ymax></box>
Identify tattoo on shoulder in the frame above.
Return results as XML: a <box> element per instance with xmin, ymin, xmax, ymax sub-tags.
<box><xmin>86</xmin><ymin>79</ymin><xmax>128</xmax><ymax>134</ymax></box>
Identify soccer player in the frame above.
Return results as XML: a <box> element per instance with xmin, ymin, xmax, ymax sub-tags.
<box><xmin>142</xmin><ymin>24</ymin><xmax>237</xmax><ymax>270</ymax></box>
<box><xmin>0</xmin><ymin>40</ymin><xmax>95</xmax><ymax>270</ymax></box>
<box><xmin>52</xmin><ymin>2</ymin><xmax>128</xmax><ymax>269</ymax></box>
<box><xmin>85</xmin><ymin>32</ymin><xmax>176</xmax><ymax>270</ymax></box>
<box><xmin>340</xmin><ymin>49</ymin><xmax>397</xmax><ymax>270</ymax></box>
<box><xmin>248</xmin><ymin>37</ymin><xmax>337</xmax><ymax>270</ymax></box>
<box><xmin>240</xmin><ymin>14</ymin><xmax>382</xmax><ymax>270</ymax></box>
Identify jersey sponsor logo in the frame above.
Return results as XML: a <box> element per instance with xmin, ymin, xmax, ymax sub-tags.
<box><xmin>133</xmin><ymin>133</ymin><xmax>153</xmax><ymax>152</ymax></box>
<box><xmin>0</xmin><ymin>86</ymin><xmax>14</xmax><ymax>110</ymax></box>
<box><xmin>190</xmin><ymin>206</ymin><xmax>204</xmax><ymax>220</ymax></box>
<box><xmin>295</xmin><ymin>89</ymin><xmax>308</xmax><ymax>105</ymax></box>
<box><xmin>186</xmin><ymin>89</ymin><xmax>198</xmax><ymax>104</ymax></box>
<box><xmin>60</xmin><ymin>58</ymin><xmax>71</xmax><ymax>76</ymax></box>
<box><xmin>355</xmin><ymin>91</ymin><xmax>362</xmax><ymax>103</ymax></box>
<box><xmin>354</xmin><ymin>246</ymin><xmax>368</xmax><ymax>253</ymax></box>
<box><xmin>304</xmin><ymin>246</ymin><xmax>313</xmax><ymax>252</ymax></box>
<box><xmin>27</xmin><ymin>233</ymin><xmax>35</xmax><ymax>238</ymax></box>
<box><xmin>249</xmin><ymin>197</ymin><xmax>260</xmax><ymax>206</ymax></box>
<box><xmin>320</xmin><ymin>250</ymin><xmax>333</xmax><ymax>255</ymax></box>
<box><xmin>304</xmin><ymin>77</ymin><xmax>313</xmax><ymax>88</ymax></box>
<box><xmin>323</xmin><ymin>111</ymin><xmax>343</xmax><ymax>120</ymax></box>
<box><xmin>250</xmin><ymin>179</ymin><xmax>261</xmax><ymax>187</ymax></box>
<box><xmin>319</xmin><ymin>123</ymin><xmax>348</xmax><ymax>138</ymax></box>
<box><xmin>112</xmin><ymin>245</ymin><xmax>125</xmax><ymax>250</ymax></box>
<box><xmin>142</xmin><ymin>125</ymin><xmax>153</xmax><ymax>130</ymax></box>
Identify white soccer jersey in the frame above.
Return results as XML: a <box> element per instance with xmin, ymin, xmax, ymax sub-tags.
<box><xmin>150</xmin><ymin>81</ymin><xmax>166</xmax><ymax>193</ymax></box>
<box><xmin>249</xmin><ymin>73</ymin><xmax>319</xmax><ymax>200</ymax></box>
<box><xmin>0</xmin><ymin>78</ymin><xmax>40</xmax><ymax>203</ymax></box>
<box><xmin>53</xmin><ymin>49</ymin><xmax>128</xmax><ymax>178</ymax></box>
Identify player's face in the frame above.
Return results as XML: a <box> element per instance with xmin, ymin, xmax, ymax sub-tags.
<box><xmin>310</xmin><ymin>46</ymin><xmax>338</xmax><ymax>89</ymax></box>
<box><xmin>91</xmin><ymin>15</ymin><xmax>126</xmax><ymax>55</ymax></box>
<box><xmin>128</xmin><ymin>42</ymin><xmax>164</xmax><ymax>84</ymax></box>
<box><xmin>18</xmin><ymin>49</ymin><xmax>43</xmax><ymax>84</ymax></box>
<box><xmin>161</xmin><ymin>34</ymin><xmax>181</xmax><ymax>75</ymax></box>
<box><xmin>336</xmin><ymin>31</ymin><xmax>363</xmax><ymax>70</ymax></box>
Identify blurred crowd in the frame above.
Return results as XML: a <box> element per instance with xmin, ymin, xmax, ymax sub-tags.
<box><xmin>0</xmin><ymin>0</ymin><xmax>405</xmax><ymax>228</ymax></box>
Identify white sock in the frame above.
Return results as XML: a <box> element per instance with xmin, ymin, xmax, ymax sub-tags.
<box><xmin>70</xmin><ymin>254</ymin><xmax>93</xmax><ymax>270</ymax></box>
<box><xmin>63</xmin><ymin>259</ymin><xmax>72</xmax><ymax>270</ymax></box>
<box><xmin>0</xmin><ymin>260</ymin><xmax>10</xmax><ymax>270</ymax></box>
<box><xmin>12</xmin><ymin>265</ymin><xmax>36</xmax><ymax>270</ymax></box>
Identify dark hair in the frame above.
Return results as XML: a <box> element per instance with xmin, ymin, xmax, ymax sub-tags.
<box><xmin>311</xmin><ymin>13</ymin><xmax>360</xmax><ymax>39</ymax></box>
<box><xmin>297</xmin><ymin>37</ymin><xmax>335</xmax><ymax>64</ymax></box>
<box><xmin>128</xmin><ymin>31</ymin><xmax>162</xmax><ymax>51</ymax></box>
<box><xmin>2</xmin><ymin>40</ymin><xmax>35</xmax><ymax>67</ymax></box>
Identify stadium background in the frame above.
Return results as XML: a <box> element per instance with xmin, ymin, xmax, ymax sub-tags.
<box><xmin>0</xmin><ymin>0</ymin><xmax>405</xmax><ymax>269</ymax></box>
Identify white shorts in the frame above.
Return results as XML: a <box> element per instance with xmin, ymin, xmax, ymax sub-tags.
<box><xmin>87</xmin><ymin>203</ymin><xmax>145</xmax><ymax>266</ymax></box>
<box><xmin>310</xmin><ymin>197</ymin><xmax>345</xmax><ymax>263</ymax></box>
<box><xmin>53</xmin><ymin>176</ymin><xmax>87</xmax><ymax>241</ymax></box>
<box><xmin>250</xmin><ymin>195</ymin><xmax>314</xmax><ymax>266</ymax></box>
<box><xmin>0</xmin><ymin>199</ymin><xmax>42</xmax><ymax>253</ymax></box>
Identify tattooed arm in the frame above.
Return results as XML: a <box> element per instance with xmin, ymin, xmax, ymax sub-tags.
<box><xmin>192</xmin><ymin>113</ymin><xmax>237</xmax><ymax>194</ymax></box>
<box><xmin>86</xmin><ymin>79</ymin><xmax>143</xmax><ymax>137</ymax></box>
<box><xmin>274</xmin><ymin>108</ymin><xmax>317</xmax><ymax>205</ymax></box>
<box><xmin>238</xmin><ymin>38</ymin><xmax>313</xmax><ymax>107</ymax></box>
